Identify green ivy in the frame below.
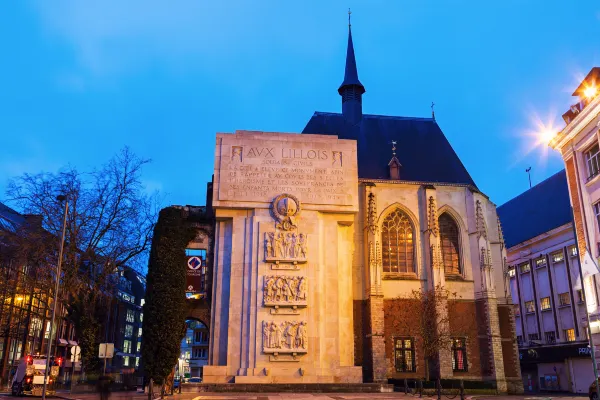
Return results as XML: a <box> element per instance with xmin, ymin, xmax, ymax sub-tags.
<box><xmin>141</xmin><ymin>207</ymin><xmax>195</xmax><ymax>384</ymax></box>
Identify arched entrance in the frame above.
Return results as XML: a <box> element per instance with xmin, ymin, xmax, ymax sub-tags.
<box><xmin>178</xmin><ymin>318</ymin><xmax>210</xmax><ymax>380</ymax></box>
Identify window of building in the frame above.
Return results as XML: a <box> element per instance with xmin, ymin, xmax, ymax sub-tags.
<box><xmin>123</xmin><ymin>356</ymin><xmax>129</xmax><ymax>367</ymax></box>
<box><xmin>577</xmin><ymin>290</ymin><xmax>585</xmax><ymax>303</ymax></box>
<box><xmin>520</xmin><ymin>263</ymin><xmax>531</xmax><ymax>274</ymax></box>
<box><xmin>451</xmin><ymin>338</ymin><xmax>467</xmax><ymax>372</ymax></box>
<box><xmin>394</xmin><ymin>337</ymin><xmax>416</xmax><ymax>372</ymax></box>
<box><xmin>585</xmin><ymin>143</ymin><xmax>600</xmax><ymax>180</ymax></box>
<box><xmin>192</xmin><ymin>348</ymin><xmax>208</xmax><ymax>359</ymax></box>
<box><xmin>382</xmin><ymin>209</ymin><xmax>415</xmax><ymax>273</ymax></box>
<box><xmin>439</xmin><ymin>213</ymin><xmax>461</xmax><ymax>275</ymax></box>
<box><xmin>186</xmin><ymin>336</ymin><xmax>192</xmax><ymax>345</ymax></box>
<box><xmin>559</xmin><ymin>292</ymin><xmax>571</xmax><ymax>306</ymax></box>
<box><xmin>525</xmin><ymin>301</ymin><xmax>535</xmax><ymax>313</ymax></box>
<box><xmin>535</xmin><ymin>258</ymin><xmax>546</xmax><ymax>268</ymax></box>
<box><xmin>514</xmin><ymin>304</ymin><xmax>520</xmax><ymax>317</ymax></box>
<box><xmin>126</xmin><ymin>309</ymin><xmax>135</xmax><ymax>323</ymax></box>
<box><xmin>528</xmin><ymin>333</ymin><xmax>540</xmax><ymax>342</ymax></box>
<box><xmin>125</xmin><ymin>324</ymin><xmax>133</xmax><ymax>338</ymax></box>
<box><xmin>569</xmin><ymin>246</ymin><xmax>578</xmax><ymax>257</ymax></box>
<box><xmin>139</xmin><ymin>312</ymin><xmax>143</xmax><ymax>323</ymax></box>
<box><xmin>540</xmin><ymin>297</ymin><xmax>551</xmax><ymax>311</ymax></box>
<box><xmin>135</xmin><ymin>357</ymin><xmax>139</xmax><ymax>368</ymax></box>
<box><xmin>595</xmin><ymin>203</ymin><xmax>600</xmax><ymax>234</ymax></box>
<box><xmin>516</xmin><ymin>335</ymin><xmax>523</xmax><ymax>345</ymax></box>
<box><xmin>552</xmin><ymin>252</ymin><xmax>565</xmax><ymax>263</ymax></box>
<box><xmin>184</xmin><ymin>351</ymin><xmax>191</xmax><ymax>360</ymax></box>
<box><xmin>136</xmin><ymin>342</ymin><xmax>141</xmax><ymax>352</ymax></box>
<box><xmin>123</xmin><ymin>340</ymin><xmax>132</xmax><ymax>354</ymax></box>
<box><xmin>564</xmin><ymin>328</ymin><xmax>576</xmax><ymax>342</ymax></box>
<box><xmin>194</xmin><ymin>331</ymin><xmax>208</xmax><ymax>343</ymax></box>
<box><xmin>544</xmin><ymin>331</ymin><xmax>556</xmax><ymax>344</ymax></box>
<box><xmin>508</xmin><ymin>267</ymin><xmax>516</xmax><ymax>278</ymax></box>
<box><xmin>140</xmin><ymin>298</ymin><xmax>145</xmax><ymax>307</ymax></box>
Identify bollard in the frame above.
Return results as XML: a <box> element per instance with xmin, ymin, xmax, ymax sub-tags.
<box><xmin>436</xmin><ymin>378</ymin><xmax>441</xmax><ymax>400</ymax></box>
<box><xmin>459</xmin><ymin>379</ymin><xmax>464</xmax><ymax>400</ymax></box>
<box><xmin>405</xmin><ymin>378</ymin><xmax>408</xmax><ymax>394</ymax></box>
<box><xmin>419</xmin><ymin>379</ymin><xmax>423</xmax><ymax>398</ymax></box>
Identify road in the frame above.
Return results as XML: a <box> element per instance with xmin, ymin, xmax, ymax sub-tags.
<box><xmin>0</xmin><ymin>392</ymin><xmax>591</xmax><ymax>400</ymax></box>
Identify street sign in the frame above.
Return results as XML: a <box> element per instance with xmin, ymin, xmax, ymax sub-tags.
<box><xmin>70</xmin><ymin>345</ymin><xmax>81</xmax><ymax>362</ymax></box>
<box><xmin>98</xmin><ymin>343</ymin><xmax>114</xmax><ymax>358</ymax></box>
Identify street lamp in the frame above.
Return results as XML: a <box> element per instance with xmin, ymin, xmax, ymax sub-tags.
<box><xmin>41</xmin><ymin>195</ymin><xmax>68</xmax><ymax>400</ymax></box>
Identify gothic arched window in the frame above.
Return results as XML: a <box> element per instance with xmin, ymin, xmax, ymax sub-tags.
<box><xmin>381</xmin><ymin>209</ymin><xmax>415</xmax><ymax>273</ymax></box>
<box><xmin>439</xmin><ymin>213</ymin><xmax>461</xmax><ymax>275</ymax></box>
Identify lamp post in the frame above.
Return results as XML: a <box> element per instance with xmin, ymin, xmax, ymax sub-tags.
<box><xmin>41</xmin><ymin>195</ymin><xmax>68</xmax><ymax>400</ymax></box>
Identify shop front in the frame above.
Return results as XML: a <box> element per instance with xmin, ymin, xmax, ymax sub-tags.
<box><xmin>519</xmin><ymin>343</ymin><xmax>594</xmax><ymax>393</ymax></box>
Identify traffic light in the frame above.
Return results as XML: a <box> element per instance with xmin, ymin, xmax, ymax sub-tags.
<box><xmin>55</xmin><ymin>357</ymin><xmax>63</xmax><ymax>367</ymax></box>
<box><xmin>26</xmin><ymin>355</ymin><xmax>33</xmax><ymax>365</ymax></box>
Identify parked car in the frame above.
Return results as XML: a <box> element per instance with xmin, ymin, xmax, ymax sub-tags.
<box><xmin>188</xmin><ymin>377</ymin><xmax>202</xmax><ymax>383</ymax></box>
<box><xmin>590</xmin><ymin>379</ymin><xmax>598</xmax><ymax>400</ymax></box>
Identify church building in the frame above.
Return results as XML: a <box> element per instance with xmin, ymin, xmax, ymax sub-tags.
<box><xmin>173</xmin><ymin>21</ymin><xmax>522</xmax><ymax>393</ymax></box>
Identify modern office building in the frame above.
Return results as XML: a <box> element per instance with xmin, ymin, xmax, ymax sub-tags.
<box><xmin>498</xmin><ymin>170</ymin><xmax>598</xmax><ymax>393</ymax></box>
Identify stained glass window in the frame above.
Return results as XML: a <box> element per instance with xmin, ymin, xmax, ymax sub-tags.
<box><xmin>382</xmin><ymin>209</ymin><xmax>415</xmax><ymax>273</ymax></box>
<box><xmin>439</xmin><ymin>213</ymin><xmax>461</xmax><ymax>275</ymax></box>
<box><xmin>451</xmin><ymin>338</ymin><xmax>467</xmax><ymax>372</ymax></box>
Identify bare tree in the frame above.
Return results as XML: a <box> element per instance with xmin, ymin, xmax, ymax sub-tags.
<box><xmin>388</xmin><ymin>284</ymin><xmax>476</xmax><ymax>381</ymax></box>
<box><xmin>6</xmin><ymin>147</ymin><xmax>158</xmax><ymax>373</ymax></box>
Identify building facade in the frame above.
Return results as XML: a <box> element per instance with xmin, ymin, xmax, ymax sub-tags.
<box><xmin>0</xmin><ymin>202</ymin><xmax>79</xmax><ymax>387</ymax></box>
<box><xmin>178</xmin><ymin>320</ymin><xmax>209</xmax><ymax>379</ymax></box>
<box><xmin>197</xmin><ymin>24</ymin><xmax>522</xmax><ymax>392</ymax></box>
<box><xmin>498</xmin><ymin>170</ymin><xmax>598</xmax><ymax>393</ymax></box>
<box><xmin>549</xmin><ymin>67</ymin><xmax>600</xmax><ymax>379</ymax></box>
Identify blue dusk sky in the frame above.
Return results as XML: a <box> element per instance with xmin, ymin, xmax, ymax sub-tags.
<box><xmin>1</xmin><ymin>1</ymin><xmax>599</xmax><ymax>208</ymax></box>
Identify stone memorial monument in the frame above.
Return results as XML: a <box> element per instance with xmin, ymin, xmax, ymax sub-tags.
<box><xmin>203</xmin><ymin>130</ymin><xmax>361</xmax><ymax>383</ymax></box>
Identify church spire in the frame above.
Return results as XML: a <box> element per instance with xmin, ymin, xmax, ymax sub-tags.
<box><xmin>338</xmin><ymin>9</ymin><xmax>365</xmax><ymax>125</ymax></box>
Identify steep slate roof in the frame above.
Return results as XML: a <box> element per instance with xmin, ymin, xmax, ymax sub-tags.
<box><xmin>302</xmin><ymin>112</ymin><xmax>477</xmax><ymax>186</ymax></box>
<box><xmin>497</xmin><ymin>170</ymin><xmax>572</xmax><ymax>249</ymax></box>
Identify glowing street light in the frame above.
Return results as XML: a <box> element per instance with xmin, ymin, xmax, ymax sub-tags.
<box><xmin>584</xmin><ymin>86</ymin><xmax>598</xmax><ymax>99</ymax></box>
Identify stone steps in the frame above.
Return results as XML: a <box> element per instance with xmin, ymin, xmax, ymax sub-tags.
<box><xmin>182</xmin><ymin>383</ymin><xmax>394</xmax><ymax>393</ymax></box>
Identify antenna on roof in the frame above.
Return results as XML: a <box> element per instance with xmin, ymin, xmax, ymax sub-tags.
<box><xmin>348</xmin><ymin>8</ymin><xmax>352</xmax><ymax>28</ymax></box>
<box><xmin>431</xmin><ymin>102</ymin><xmax>436</xmax><ymax>122</ymax></box>
<box><xmin>526</xmin><ymin>167</ymin><xmax>532</xmax><ymax>189</ymax></box>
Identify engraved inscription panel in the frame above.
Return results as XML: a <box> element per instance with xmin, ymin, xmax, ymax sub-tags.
<box><xmin>216</xmin><ymin>133</ymin><xmax>358</xmax><ymax>206</ymax></box>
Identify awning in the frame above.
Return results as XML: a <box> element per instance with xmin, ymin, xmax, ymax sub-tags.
<box><xmin>68</xmin><ymin>340</ymin><xmax>78</xmax><ymax>346</ymax></box>
<box><xmin>58</xmin><ymin>339</ymin><xmax>68</xmax><ymax>346</ymax></box>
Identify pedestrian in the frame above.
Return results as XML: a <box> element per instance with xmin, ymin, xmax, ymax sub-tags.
<box><xmin>97</xmin><ymin>374</ymin><xmax>113</xmax><ymax>400</ymax></box>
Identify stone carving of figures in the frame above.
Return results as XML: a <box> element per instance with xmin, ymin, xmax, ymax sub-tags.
<box><xmin>296</xmin><ymin>322</ymin><xmax>307</xmax><ymax>349</ymax></box>
<box><xmin>264</xmin><ymin>276</ymin><xmax>275</xmax><ymax>303</ymax></box>
<box><xmin>266</xmin><ymin>232</ymin><xmax>274</xmax><ymax>258</ymax></box>
<box><xmin>289</xmin><ymin>276</ymin><xmax>298</xmax><ymax>300</ymax></box>
<box><xmin>275</xmin><ymin>232</ymin><xmax>285</xmax><ymax>258</ymax></box>
<box><xmin>297</xmin><ymin>277</ymin><xmax>307</xmax><ymax>301</ymax></box>
<box><xmin>282</xmin><ymin>281</ymin><xmax>292</xmax><ymax>302</ymax></box>
<box><xmin>298</xmin><ymin>234</ymin><xmax>307</xmax><ymax>258</ymax></box>
<box><xmin>274</xmin><ymin>277</ymin><xmax>284</xmax><ymax>302</ymax></box>
<box><xmin>263</xmin><ymin>321</ymin><xmax>270</xmax><ymax>348</ymax></box>
<box><xmin>283</xmin><ymin>233</ymin><xmax>292</xmax><ymax>258</ymax></box>
<box><xmin>283</xmin><ymin>322</ymin><xmax>296</xmax><ymax>349</ymax></box>
<box><xmin>291</xmin><ymin>233</ymin><xmax>299</xmax><ymax>258</ymax></box>
<box><xmin>269</xmin><ymin>322</ymin><xmax>282</xmax><ymax>348</ymax></box>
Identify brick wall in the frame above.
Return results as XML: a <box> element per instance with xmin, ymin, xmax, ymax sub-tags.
<box><xmin>475</xmin><ymin>300</ymin><xmax>492</xmax><ymax>376</ymax></box>
<box><xmin>353</xmin><ymin>300</ymin><xmax>367</xmax><ymax>367</ymax></box>
<box><xmin>497</xmin><ymin>305</ymin><xmax>521</xmax><ymax>379</ymax></box>
<box><xmin>566</xmin><ymin>157</ymin><xmax>586</xmax><ymax>256</ymax></box>
<box><xmin>384</xmin><ymin>298</ymin><xmax>427</xmax><ymax>379</ymax></box>
<box><xmin>449</xmin><ymin>300</ymin><xmax>482</xmax><ymax>377</ymax></box>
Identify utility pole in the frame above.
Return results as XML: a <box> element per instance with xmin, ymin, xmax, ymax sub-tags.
<box><xmin>526</xmin><ymin>167</ymin><xmax>532</xmax><ymax>189</ymax></box>
<box><xmin>41</xmin><ymin>195</ymin><xmax>68</xmax><ymax>400</ymax></box>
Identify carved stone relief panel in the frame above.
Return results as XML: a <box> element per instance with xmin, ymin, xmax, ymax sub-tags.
<box><xmin>262</xmin><ymin>320</ymin><xmax>308</xmax><ymax>355</ymax></box>
<box><xmin>263</xmin><ymin>276</ymin><xmax>307</xmax><ymax>314</ymax></box>
<box><xmin>264</xmin><ymin>231</ymin><xmax>308</xmax><ymax>263</ymax></box>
